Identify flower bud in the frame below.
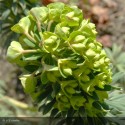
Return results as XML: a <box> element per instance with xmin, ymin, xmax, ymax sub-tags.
<box><xmin>62</xmin><ymin>67</ymin><xmax>72</xmax><ymax>76</ymax></box>
<box><xmin>99</xmin><ymin>57</ymin><xmax>105</xmax><ymax>65</ymax></box>
<box><xmin>94</xmin><ymin>61</ymin><xmax>100</xmax><ymax>68</ymax></box>
<box><xmin>88</xmin><ymin>43</ymin><xmax>96</xmax><ymax>49</ymax></box>
<box><xmin>66</xmin><ymin>12</ymin><xmax>74</xmax><ymax>18</ymax></box>
<box><xmin>44</xmin><ymin>39</ymin><xmax>55</xmax><ymax>46</ymax></box>
<box><xmin>94</xmin><ymin>54</ymin><xmax>100</xmax><ymax>60</ymax></box>
<box><xmin>72</xmin><ymin>17</ymin><xmax>79</xmax><ymax>22</ymax></box>
<box><xmin>85</xmin><ymin>49</ymin><xmax>96</xmax><ymax>57</ymax></box>
<box><xmin>61</xmin><ymin>27</ymin><xmax>70</xmax><ymax>34</ymax></box>
<box><xmin>71</xmin><ymin>43</ymin><xmax>85</xmax><ymax>52</ymax></box>
<box><xmin>105</xmin><ymin>58</ymin><xmax>110</xmax><ymax>63</ymax></box>
<box><xmin>74</xmin><ymin>35</ymin><xmax>85</xmax><ymax>43</ymax></box>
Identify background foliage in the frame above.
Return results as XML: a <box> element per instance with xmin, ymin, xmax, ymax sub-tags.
<box><xmin>0</xmin><ymin>0</ymin><xmax>40</xmax><ymax>49</ymax></box>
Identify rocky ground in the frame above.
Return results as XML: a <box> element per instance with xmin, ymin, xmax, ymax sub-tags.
<box><xmin>88</xmin><ymin>0</ymin><xmax>125</xmax><ymax>48</ymax></box>
<box><xmin>0</xmin><ymin>49</ymin><xmax>27</xmax><ymax>101</ymax></box>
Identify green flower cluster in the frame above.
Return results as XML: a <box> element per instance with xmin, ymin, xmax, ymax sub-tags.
<box><xmin>7</xmin><ymin>2</ymin><xmax>112</xmax><ymax>116</ymax></box>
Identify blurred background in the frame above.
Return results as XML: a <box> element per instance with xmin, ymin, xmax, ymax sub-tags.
<box><xmin>0</xmin><ymin>0</ymin><xmax>125</xmax><ymax>124</ymax></box>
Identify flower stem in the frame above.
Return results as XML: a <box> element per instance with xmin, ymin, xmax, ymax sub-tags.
<box><xmin>24</xmin><ymin>32</ymin><xmax>37</xmax><ymax>43</ymax></box>
<box><xmin>22</xmin><ymin>49</ymin><xmax>39</xmax><ymax>54</ymax></box>
<box><xmin>37</xmin><ymin>21</ymin><xmax>41</xmax><ymax>32</ymax></box>
<box><xmin>47</xmin><ymin>20</ymin><xmax>53</xmax><ymax>31</ymax></box>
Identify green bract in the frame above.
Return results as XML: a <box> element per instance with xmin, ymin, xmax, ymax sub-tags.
<box><xmin>7</xmin><ymin>2</ymin><xmax>112</xmax><ymax>117</ymax></box>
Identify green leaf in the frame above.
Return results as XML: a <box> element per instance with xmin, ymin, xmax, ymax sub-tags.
<box><xmin>50</xmin><ymin>108</ymin><xmax>59</xmax><ymax>117</ymax></box>
<box><xmin>106</xmin><ymin>92</ymin><xmax>125</xmax><ymax>117</ymax></box>
<box><xmin>58</xmin><ymin>59</ymin><xmax>76</xmax><ymax>77</ymax></box>
<box><xmin>30</xmin><ymin>7</ymin><xmax>48</xmax><ymax>22</ymax></box>
<box><xmin>67</xmin><ymin>31</ymin><xmax>86</xmax><ymax>53</ymax></box>
<box><xmin>112</xmin><ymin>43</ymin><xmax>122</xmax><ymax>57</ymax></box>
<box><xmin>80</xmin><ymin>81</ymin><xmax>95</xmax><ymax>95</ymax></box>
<box><xmin>39</xmin><ymin>99</ymin><xmax>55</xmax><ymax>115</ymax></box>
<box><xmin>92</xmin><ymin>101</ymin><xmax>107</xmax><ymax>111</ymax></box>
<box><xmin>61</xmin><ymin>5</ymin><xmax>83</xmax><ymax>26</ymax></box>
<box><xmin>12</xmin><ymin>3</ymin><xmax>17</xmax><ymax>15</ymax></box>
<box><xmin>55</xmin><ymin>23</ymin><xmax>69</xmax><ymax>40</ymax></box>
<box><xmin>22</xmin><ymin>53</ymin><xmax>42</xmax><ymax>61</ymax></box>
<box><xmin>42</xmin><ymin>32</ymin><xmax>60</xmax><ymax>52</ymax></box>
<box><xmin>112</xmin><ymin>72</ymin><xmax>125</xmax><ymax>84</ymax></box>
<box><xmin>107</xmin><ymin>117</ymin><xmax>125</xmax><ymax>125</ymax></box>
<box><xmin>95</xmin><ymin>85</ymin><xmax>112</xmax><ymax>91</ymax></box>
<box><xmin>65</xmin><ymin>86</ymin><xmax>75</xmax><ymax>95</ymax></box>
<box><xmin>7</xmin><ymin>41</ymin><xmax>23</xmax><ymax>62</ymax></box>
<box><xmin>52</xmin><ymin>83</ymin><xmax>61</xmax><ymax>98</ymax></box>
<box><xmin>70</xmin><ymin>96</ymin><xmax>86</xmax><ymax>110</ymax></box>
<box><xmin>79</xmin><ymin>20</ymin><xmax>96</xmax><ymax>37</ymax></box>
<box><xmin>11</xmin><ymin>16</ymin><xmax>31</xmax><ymax>33</ymax></box>
<box><xmin>20</xmin><ymin>74</ymin><xmax>37</xmax><ymax>94</ymax></box>
<box><xmin>56</xmin><ymin>92</ymin><xmax>69</xmax><ymax>103</ymax></box>
<box><xmin>41</xmin><ymin>72</ymin><xmax>48</xmax><ymax>85</ymax></box>
<box><xmin>24</xmin><ymin>65</ymin><xmax>39</xmax><ymax>72</ymax></box>
<box><xmin>32</xmin><ymin>87</ymin><xmax>52</xmax><ymax>103</ymax></box>
<box><xmin>81</xmin><ymin>74</ymin><xmax>90</xmax><ymax>82</ymax></box>
<box><xmin>95</xmin><ymin>90</ymin><xmax>108</xmax><ymax>101</ymax></box>
<box><xmin>57</xmin><ymin>101</ymin><xmax>70</xmax><ymax>111</ymax></box>
<box><xmin>78</xmin><ymin>107</ymin><xmax>86</xmax><ymax>117</ymax></box>
<box><xmin>28</xmin><ymin>0</ymin><xmax>38</xmax><ymax>3</ymax></box>
<box><xmin>1</xmin><ymin>9</ymin><xmax>10</xmax><ymax>20</ymax></box>
<box><xmin>104</xmin><ymin>48</ymin><xmax>114</xmax><ymax>61</ymax></box>
<box><xmin>19</xmin><ymin>35</ymin><xmax>36</xmax><ymax>48</ymax></box>
<box><xmin>47</xmin><ymin>2</ymin><xmax>65</xmax><ymax>11</ymax></box>
<box><xmin>47</xmin><ymin>67</ymin><xmax>59</xmax><ymax>71</ymax></box>
<box><xmin>47</xmin><ymin>2</ymin><xmax>65</xmax><ymax>21</ymax></box>
<box><xmin>46</xmin><ymin>72</ymin><xmax>57</xmax><ymax>83</ymax></box>
<box><xmin>43</xmin><ymin>64</ymin><xmax>58</xmax><ymax>72</ymax></box>
<box><xmin>60</xmin><ymin>80</ymin><xmax>77</xmax><ymax>97</ymax></box>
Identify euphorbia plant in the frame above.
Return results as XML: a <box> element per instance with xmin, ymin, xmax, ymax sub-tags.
<box><xmin>7</xmin><ymin>2</ymin><xmax>112</xmax><ymax>124</ymax></box>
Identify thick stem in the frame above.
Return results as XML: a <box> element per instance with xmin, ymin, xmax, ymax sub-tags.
<box><xmin>47</xmin><ymin>20</ymin><xmax>53</xmax><ymax>31</ymax></box>
<box><xmin>24</xmin><ymin>32</ymin><xmax>37</xmax><ymax>43</ymax></box>
<box><xmin>30</xmin><ymin>10</ymin><xmax>41</xmax><ymax>32</ymax></box>
<box><xmin>37</xmin><ymin>21</ymin><xmax>41</xmax><ymax>32</ymax></box>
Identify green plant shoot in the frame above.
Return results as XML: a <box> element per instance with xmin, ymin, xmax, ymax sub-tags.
<box><xmin>7</xmin><ymin>2</ymin><xmax>112</xmax><ymax>117</ymax></box>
